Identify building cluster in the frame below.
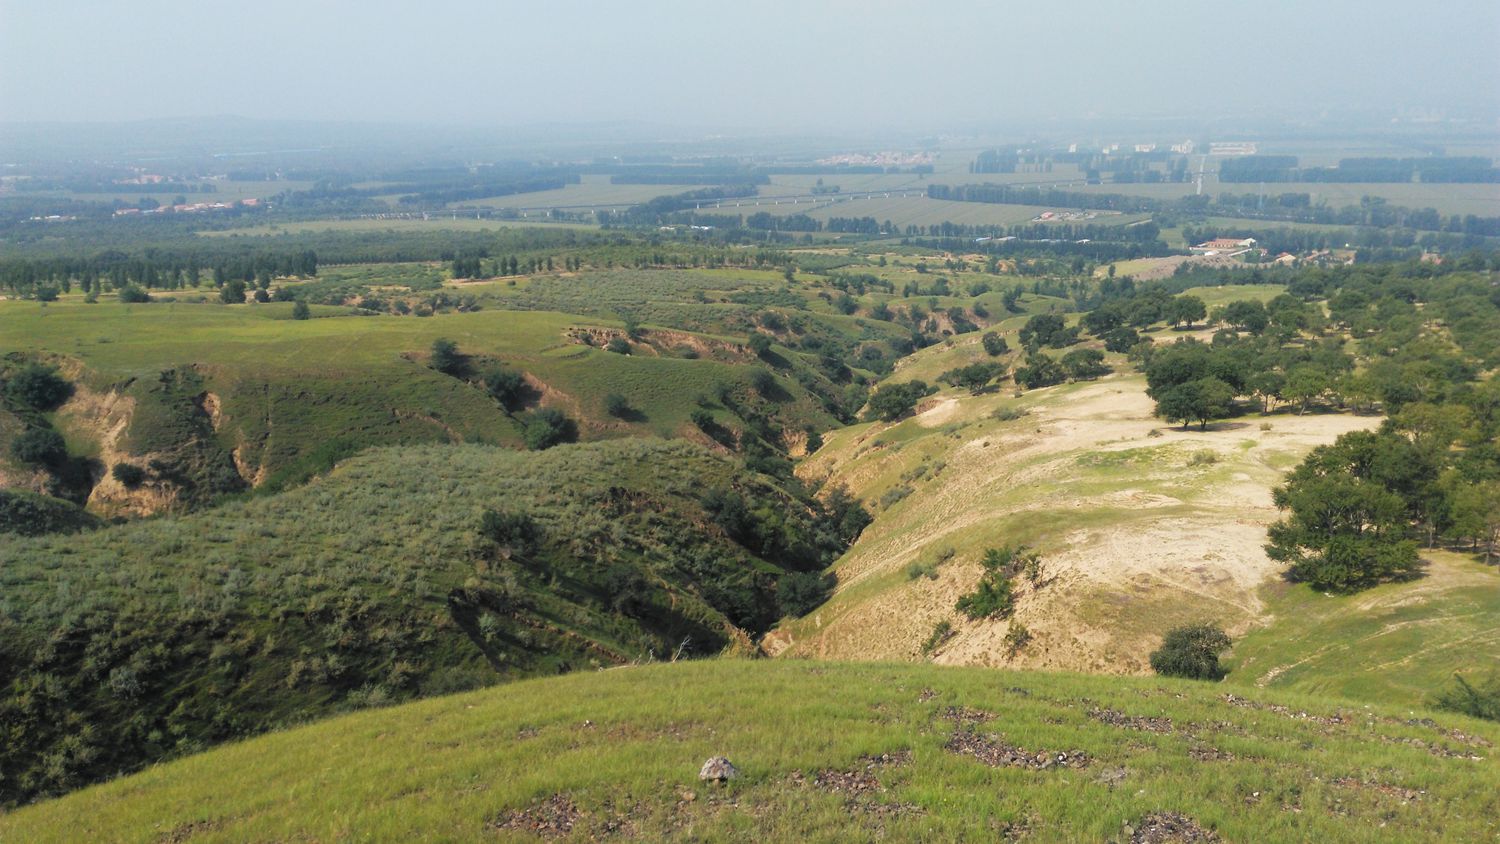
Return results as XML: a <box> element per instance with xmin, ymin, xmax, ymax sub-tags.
<box><xmin>113</xmin><ymin>198</ymin><xmax>259</xmax><ymax>217</ymax></box>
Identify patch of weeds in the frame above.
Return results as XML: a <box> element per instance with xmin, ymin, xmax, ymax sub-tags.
<box><xmin>906</xmin><ymin>546</ymin><xmax>955</xmax><ymax>581</ymax></box>
<box><xmin>921</xmin><ymin>621</ymin><xmax>955</xmax><ymax>656</ymax></box>
<box><xmin>1186</xmin><ymin>449</ymin><xmax>1218</xmax><ymax>467</ymax></box>
<box><xmin>879</xmin><ymin>484</ymin><xmax>912</xmax><ymax>510</ymax></box>
<box><xmin>991</xmin><ymin>406</ymin><xmax>1028</xmax><ymax>422</ymax></box>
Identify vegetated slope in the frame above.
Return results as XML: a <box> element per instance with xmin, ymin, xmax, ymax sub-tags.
<box><xmin>1228</xmin><ymin>550</ymin><xmax>1500</xmax><ymax>703</ymax></box>
<box><xmin>3</xmin><ymin>661</ymin><xmax>1495</xmax><ymax>843</ymax></box>
<box><xmin>772</xmin><ymin>348</ymin><xmax>1380</xmax><ymax>677</ymax></box>
<box><xmin>0</xmin><ymin>299</ymin><xmax>842</xmax><ymax>513</ymax></box>
<box><xmin>0</xmin><ymin>439</ymin><xmax>856</xmax><ymax>805</ymax></box>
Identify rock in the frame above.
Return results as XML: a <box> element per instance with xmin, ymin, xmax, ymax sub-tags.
<box><xmin>699</xmin><ymin>756</ymin><xmax>739</xmax><ymax>782</ymax></box>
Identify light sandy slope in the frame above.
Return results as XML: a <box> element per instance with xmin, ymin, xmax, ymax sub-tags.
<box><xmin>769</xmin><ymin>374</ymin><xmax>1377</xmax><ymax>675</ymax></box>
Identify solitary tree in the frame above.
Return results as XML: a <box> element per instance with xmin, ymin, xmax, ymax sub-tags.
<box><xmin>430</xmin><ymin>339</ymin><xmax>464</xmax><ymax>376</ymax></box>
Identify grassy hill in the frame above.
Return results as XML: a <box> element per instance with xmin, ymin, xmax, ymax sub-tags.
<box><xmin>772</xmin><ymin>358</ymin><xmax>1499</xmax><ymax>708</ymax></box>
<box><xmin>2</xmin><ymin>660</ymin><xmax>1495</xmax><ymax>842</ymax></box>
<box><xmin>0</xmin><ymin>295</ymin><xmax>846</xmax><ymax>512</ymax></box>
<box><xmin>0</xmin><ymin>440</ymin><xmax>858</xmax><ymax>804</ymax></box>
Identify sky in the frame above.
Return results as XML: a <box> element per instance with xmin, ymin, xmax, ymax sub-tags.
<box><xmin>2</xmin><ymin>0</ymin><xmax>1498</xmax><ymax>130</ymax></box>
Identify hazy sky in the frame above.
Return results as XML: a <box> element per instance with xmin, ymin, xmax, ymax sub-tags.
<box><xmin>3</xmin><ymin>0</ymin><xmax>1497</xmax><ymax>129</ymax></box>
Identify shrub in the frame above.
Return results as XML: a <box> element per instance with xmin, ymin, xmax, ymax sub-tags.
<box><xmin>10</xmin><ymin>428</ymin><xmax>67</xmax><ymax>466</ymax></box>
<box><xmin>430</xmin><ymin>338</ymin><xmax>464</xmax><ymax>376</ymax></box>
<box><xmin>991</xmin><ymin>406</ymin><xmax>1028</xmax><ymax>422</ymax></box>
<box><xmin>111</xmin><ymin>463</ymin><xmax>147</xmax><ymax>488</ymax></box>
<box><xmin>749</xmin><ymin>368</ymin><xmax>777</xmax><ymax>397</ymax></box>
<box><xmin>1431</xmin><ymin>673</ymin><xmax>1500</xmax><ymax>722</ymax></box>
<box><xmin>606</xmin><ymin>337</ymin><xmax>631</xmax><ymax>355</ymax></box>
<box><xmin>480</xmin><ymin>508</ymin><xmax>541</xmax><ymax>556</ymax></box>
<box><xmin>921</xmin><ymin>621</ymin><xmax>955</xmax><ymax>655</ymax></box>
<box><xmin>1149</xmin><ymin>623</ymin><xmax>1231</xmax><ymax>680</ymax></box>
<box><xmin>483</xmin><ymin>367</ymin><xmax>527</xmax><ymax>410</ymax></box>
<box><xmin>522</xmin><ymin>409</ymin><xmax>577</xmax><ymax>450</ymax></box>
<box><xmin>778</xmin><ymin>571</ymin><xmax>835</xmax><ymax>617</ymax></box>
<box><xmin>690</xmin><ymin>408</ymin><xmax>715</xmax><ymax>431</ymax></box>
<box><xmin>746</xmin><ymin>332</ymin><xmax>773</xmax><ymax>358</ymax></box>
<box><xmin>865</xmin><ymin>380</ymin><xmax>932</xmax><ymax>422</ymax></box>
<box><xmin>5</xmin><ymin>364</ymin><xmax>73</xmax><ymax>411</ymax></box>
<box><xmin>956</xmin><ymin>571</ymin><xmax>1014</xmax><ymax>620</ymax></box>
<box><xmin>117</xmin><ymin>284</ymin><xmax>151</xmax><ymax>303</ymax></box>
<box><xmin>981</xmin><ymin>332</ymin><xmax>1009</xmax><ymax>356</ymax></box>
<box><xmin>604</xmin><ymin>393</ymin><xmax>632</xmax><ymax>418</ymax></box>
<box><xmin>292</xmin><ymin>300</ymin><xmax>311</xmax><ymax>320</ymax></box>
<box><xmin>1187</xmin><ymin>449</ymin><xmax>1218</xmax><ymax>466</ymax></box>
<box><xmin>1004</xmin><ymin>623</ymin><xmax>1032</xmax><ymax>654</ymax></box>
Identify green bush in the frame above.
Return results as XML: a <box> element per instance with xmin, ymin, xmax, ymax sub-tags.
<box><xmin>292</xmin><ymin>300</ymin><xmax>311</xmax><ymax>320</ymax></box>
<box><xmin>430</xmin><ymin>338</ymin><xmax>464</xmax><ymax>376</ymax></box>
<box><xmin>981</xmin><ymin>332</ymin><xmax>1009</xmax><ymax>356</ymax></box>
<box><xmin>10</xmin><ymin>428</ymin><xmax>67</xmax><ymax>466</ymax></box>
<box><xmin>5</xmin><ymin>363</ymin><xmax>73</xmax><ymax>411</ymax></box>
<box><xmin>522</xmin><ymin>409</ymin><xmax>577</xmax><ymax>450</ymax></box>
<box><xmin>604</xmin><ymin>393</ymin><xmax>632</xmax><ymax>418</ymax></box>
<box><xmin>483</xmin><ymin>367</ymin><xmax>527</xmax><ymax>410</ymax></box>
<box><xmin>921</xmin><ymin>620</ymin><xmax>955</xmax><ymax>655</ymax></box>
<box><xmin>480</xmin><ymin>508</ymin><xmax>541</xmax><ymax>556</ymax></box>
<box><xmin>117</xmin><ymin>284</ymin><xmax>151</xmax><ymax>303</ymax></box>
<box><xmin>1149</xmin><ymin>623</ymin><xmax>1231</xmax><ymax>680</ymax></box>
<box><xmin>112</xmin><ymin>463</ymin><xmax>147</xmax><ymax>488</ymax></box>
<box><xmin>606</xmin><ymin>337</ymin><xmax>632</xmax><ymax>355</ymax></box>
<box><xmin>1431</xmin><ymin>673</ymin><xmax>1500</xmax><ymax>722</ymax></box>
<box><xmin>778</xmin><ymin>571</ymin><xmax>834</xmax><ymax>617</ymax></box>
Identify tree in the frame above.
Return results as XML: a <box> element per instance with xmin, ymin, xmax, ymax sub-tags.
<box><xmin>1060</xmin><ymin>348</ymin><xmax>1110</xmax><ymax>381</ymax></box>
<box><xmin>291</xmin><ymin>300</ymin><xmax>311</xmax><ymax>320</ymax></box>
<box><xmin>1167</xmin><ymin>295</ymin><xmax>1207</xmax><ymax>328</ymax></box>
<box><xmin>1283</xmin><ymin>366</ymin><xmax>1329</xmax><ymax>415</ymax></box>
<box><xmin>1432</xmin><ymin>673</ymin><xmax>1500</xmax><ymax>722</ymax></box>
<box><xmin>1149</xmin><ymin>624</ymin><xmax>1231</xmax><ymax>680</ymax></box>
<box><xmin>1221</xmin><ymin>300</ymin><xmax>1269</xmax><ymax>333</ymax></box>
<box><xmin>864</xmin><ymin>381</ymin><xmax>932</xmax><ymax>422</ymax></box>
<box><xmin>430</xmin><ymin>338</ymin><xmax>464</xmax><ymax>376</ymax></box>
<box><xmin>1014</xmin><ymin>353</ymin><xmax>1066</xmax><ymax>390</ymax></box>
<box><xmin>10</xmin><ymin>428</ymin><xmax>67</xmax><ymax>466</ymax></box>
<box><xmin>219</xmin><ymin>279</ymin><xmax>247</xmax><ymax>304</ymax></box>
<box><xmin>939</xmin><ymin>362</ymin><xmax>1006</xmax><ymax>395</ymax></box>
<box><xmin>5</xmin><ymin>364</ymin><xmax>72</xmax><ymax>411</ymax></box>
<box><xmin>1102</xmin><ymin>326</ymin><xmax>1141</xmax><ymax>353</ymax></box>
<box><xmin>981</xmin><ymin>332</ymin><xmax>1008</xmax><ymax>356</ymax></box>
<box><xmin>1265</xmin><ymin>431</ymin><xmax>1425</xmax><ymax>591</ymax></box>
<box><xmin>1157</xmin><ymin>377</ymin><xmax>1234</xmax><ymax>429</ymax></box>
<box><xmin>1018</xmin><ymin>313</ymin><xmax>1067</xmax><ymax>348</ymax></box>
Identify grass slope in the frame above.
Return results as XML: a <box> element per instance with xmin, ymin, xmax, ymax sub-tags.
<box><xmin>0</xmin><ymin>297</ymin><xmax>840</xmax><ymax>503</ymax></box>
<box><xmin>3</xmin><ymin>660</ymin><xmax>1495</xmax><ymax>842</ymax></box>
<box><xmin>0</xmin><ymin>440</ymin><xmax>840</xmax><ymax>804</ymax></box>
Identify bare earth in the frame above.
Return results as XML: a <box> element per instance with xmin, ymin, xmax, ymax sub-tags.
<box><xmin>769</xmin><ymin>376</ymin><xmax>1377</xmax><ymax>675</ymax></box>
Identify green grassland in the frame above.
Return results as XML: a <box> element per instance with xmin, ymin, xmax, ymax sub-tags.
<box><xmin>1228</xmin><ymin>551</ymin><xmax>1500</xmax><ymax>704</ymax></box>
<box><xmin>0</xmin><ymin>440</ymin><xmax>847</xmax><ymax>804</ymax></box>
<box><xmin>0</xmin><ymin>292</ymin><xmax>843</xmax><ymax>496</ymax></box>
<box><xmin>4</xmin><ymin>660</ymin><xmax>1495</xmax><ymax>843</ymax></box>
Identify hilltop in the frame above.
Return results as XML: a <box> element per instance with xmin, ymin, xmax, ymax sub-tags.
<box><xmin>0</xmin><ymin>439</ymin><xmax>863</xmax><ymax>804</ymax></box>
<box><xmin>2</xmin><ymin>660</ymin><xmax>1495</xmax><ymax>843</ymax></box>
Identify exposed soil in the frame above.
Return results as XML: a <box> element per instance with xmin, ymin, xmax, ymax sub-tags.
<box><xmin>490</xmin><ymin>793</ymin><xmax>582</xmax><ymax>838</ymax></box>
<box><xmin>782</xmin><ymin>376</ymin><xmax>1379</xmax><ymax>675</ymax></box>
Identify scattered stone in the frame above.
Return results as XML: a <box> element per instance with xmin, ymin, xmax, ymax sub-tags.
<box><xmin>699</xmin><ymin>756</ymin><xmax>739</xmax><ymax>782</ymax></box>
<box><xmin>945</xmin><ymin>730</ymin><xmax>1089</xmax><ymax>770</ymax></box>
<box><xmin>918</xmin><ymin>687</ymin><xmax>938</xmax><ymax>702</ymax></box>
<box><xmin>1331</xmin><ymin>776</ymin><xmax>1426</xmax><ymax>804</ymax></box>
<box><xmin>1090</xmin><ymin>707</ymin><xmax>1174</xmax><ymax>734</ymax></box>
<box><xmin>1188</xmin><ymin>743</ymin><xmax>1236</xmax><ymax>762</ymax></box>
<box><xmin>490</xmin><ymin>794</ymin><xmax>580</xmax><ymax>838</ymax></box>
<box><xmin>1128</xmin><ymin>811</ymin><xmax>1220</xmax><ymax>843</ymax></box>
<box><xmin>939</xmin><ymin>705</ymin><xmax>996</xmax><ymax>726</ymax></box>
<box><xmin>809</xmin><ymin>751</ymin><xmax>913</xmax><ymax>800</ymax></box>
<box><xmin>1094</xmin><ymin>765</ymin><xmax>1130</xmax><ymax>789</ymax></box>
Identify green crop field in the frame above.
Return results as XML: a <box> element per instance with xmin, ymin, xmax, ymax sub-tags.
<box><xmin>202</xmin><ymin>217</ymin><xmax>598</xmax><ymax>237</ymax></box>
<box><xmin>4</xmin><ymin>660</ymin><xmax>1495</xmax><ymax>843</ymax></box>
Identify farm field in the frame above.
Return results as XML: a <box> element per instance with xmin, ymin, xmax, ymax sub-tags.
<box><xmin>463</xmin><ymin>175</ymin><xmax>682</xmax><ymax>210</ymax></box>
<box><xmin>202</xmin><ymin>216</ymin><xmax>598</xmax><ymax>237</ymax></box>
<box><xmin>4</xmin><ymin>659</ymin><xmax>1494</xmax><ymax>843</ymax></box>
